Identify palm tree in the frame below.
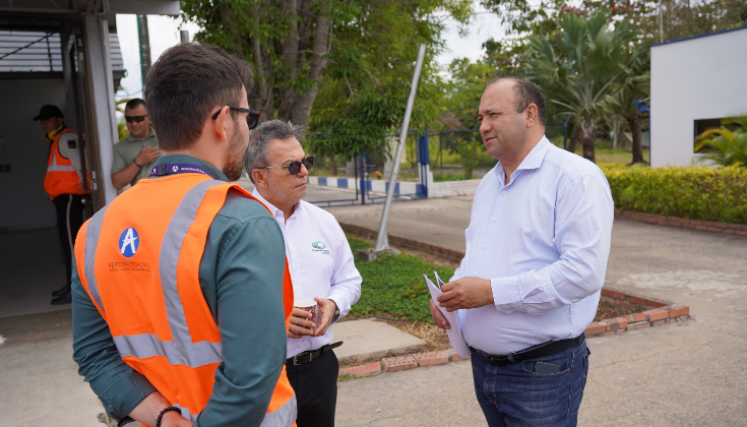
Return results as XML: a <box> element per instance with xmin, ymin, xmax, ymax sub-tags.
<box><xmin>694</xmin><ymin>116</ymin><xmax>747</xmax><ymax>167</ymax></box>
<box><xmin>527</xmin><ymin>12</ymin><xmax>634</xmax><ymax>162</ymax></box>
<box><xmin>602</xmin><ymin>42</ymin><xmax>650</xmax><ymax>165</ymax></box>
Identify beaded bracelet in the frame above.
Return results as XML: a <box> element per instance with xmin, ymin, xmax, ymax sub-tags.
<box><xmin>155</xmin><ymin>406</ymin><xmax>181</xmax><ymax>427</ymax></box>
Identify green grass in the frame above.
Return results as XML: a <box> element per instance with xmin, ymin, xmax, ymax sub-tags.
<box><xmin>348</xmin><ymin>236</ymin><xmax>454</xmax><ymax>322</ymax></box>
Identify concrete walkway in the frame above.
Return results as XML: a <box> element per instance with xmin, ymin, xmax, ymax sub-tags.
<box><xmin>329</xmin><ymin>198</ymin><xmax>747</xmax><ymax>427</ymax></box>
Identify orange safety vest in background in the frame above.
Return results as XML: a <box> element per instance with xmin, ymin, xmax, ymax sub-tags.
<box><xmin>44</xmin><ymin>126</ymin><xmax>88</xmax><ymax>200</ymax></box>
<box><xmin>74</xmin><ymin>172</ymin><xmax>297</xmax><ymax>427</ymax></box>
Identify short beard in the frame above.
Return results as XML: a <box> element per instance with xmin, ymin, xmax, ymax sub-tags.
<box><xmin>223</xmin><ymin>120</ymin><xmax>246</xmax><ymax>181</ymax></box>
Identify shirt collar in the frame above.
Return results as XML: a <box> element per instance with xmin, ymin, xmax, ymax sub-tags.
<box><xmin>251</xmin><ymin>188</ymin><xmax>303</xmax><ymax>220</ymax></box>
<box><xmin>492</xmin><ymin>135</ymin><xmax>551</xmax><ymax>177</ymax></box>
<box><xmin>125</xmin><ymin>126</ymin><xmax>156</xmax><ymax>142</ymax></box>
<box><xmin>152</xmin><ymin>154</ymin><xmax>228</xmax><ymax>181</ymax></box>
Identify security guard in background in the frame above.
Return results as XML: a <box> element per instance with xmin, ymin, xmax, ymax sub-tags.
<box><xmin>35</xmin><ymin>105</ymin><xmax>88</xmax><ymax>305</ymax></box>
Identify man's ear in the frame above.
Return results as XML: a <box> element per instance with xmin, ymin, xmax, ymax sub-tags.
<box><xmin>525</xmin><ymin>104</ymin><xmax>539</xmax><ymax>128</ymax></box>
<box><xmin>212</xmin><ymin>106</ymin><xmax>230</xmax><ymax>142</ymax></box>
<box><xmin>251</xmin><ymin>168</ymin><xmax>267</xmax><ymax>186</ymax></box>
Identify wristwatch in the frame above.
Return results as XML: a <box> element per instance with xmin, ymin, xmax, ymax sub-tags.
<box><xmin>332</xmin><ymin>304</ymin><xmax>341</xmax><ymax>322</ymax></box>
<box><xmin>133</xmin><ymin>159</ymin><xmax>142</xmax><ymax>167</ymax></box>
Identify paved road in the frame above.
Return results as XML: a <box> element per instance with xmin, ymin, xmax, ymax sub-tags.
<box><xmin>330</xmin><ymin>199</ymin><xmax>747</xmax><ymax>427</ymax></box>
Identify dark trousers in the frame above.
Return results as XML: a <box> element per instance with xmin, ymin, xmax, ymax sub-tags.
<box><xmin>285</xmin><ymin>349</ymin><xmax>339</xmax><ymax>427</ymax></box>
<box><xmin>52</xmin><ymin>194</ymin><xmax>85</xmax><ymax>288</ymax></box>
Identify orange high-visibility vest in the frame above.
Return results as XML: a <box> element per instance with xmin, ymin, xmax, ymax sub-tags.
<box><xmin>74</xmin><ymin>172</ymin><xmax>297</xmax><ymax>427</ymax></box>
<box><xmin>44</xmin><ymin>126</ymin><xmax>88</xmax><ymax>200</ymax></box>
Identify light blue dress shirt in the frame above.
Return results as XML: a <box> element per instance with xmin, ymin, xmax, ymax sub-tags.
<box><xmin>451</xmin><ymin>136</ymin><xmax>614</xmax><ymax>355</ymax></box>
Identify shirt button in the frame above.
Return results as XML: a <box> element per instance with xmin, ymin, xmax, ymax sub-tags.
<box><xmin>501</xmin><ymin>190</ymin><xmax>506</xmax><ymax>194</ymax></box>
<box><xmin>491</xmin><ymin>217</ymin><xmax>496</xmax><ymax>223</ymax></box>
<box><xmin>481</xmin><ymin>245</ymin><xmax>487</xmax><ymax>249</ymax></box>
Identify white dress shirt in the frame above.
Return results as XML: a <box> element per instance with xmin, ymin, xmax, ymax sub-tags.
<box><xmin>252</xmin><ymin>190</ymin><xmax>362</xmax><ymax>359</ymax></box>
<box><xmin>452</xmin><ymin>136</ymin><xmax>614</xmax><ymax>355</ymax></box>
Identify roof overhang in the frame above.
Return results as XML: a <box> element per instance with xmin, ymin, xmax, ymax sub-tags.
<box><xmin>0</xmin><ymin>0</ymin><xmax>180</xmax><ymax>17</ymax></box>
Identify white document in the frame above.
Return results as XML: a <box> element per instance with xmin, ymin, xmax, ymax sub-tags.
<box><xmin>424</xmin><ymin>272</ymin><xmax>471</xmax><ymax>357</ymax></box>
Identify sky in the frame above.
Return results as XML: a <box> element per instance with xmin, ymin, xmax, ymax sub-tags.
<box><xmin>114</xmin><ymin>3</ymin><xmax>508</xmax><ymax>101</ymax></box>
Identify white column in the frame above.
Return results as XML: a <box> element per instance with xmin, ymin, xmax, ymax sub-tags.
<box><xmin>83</xmin><ymin>14</ymin><xmax>118</xmax><ymax>205</ymax></box>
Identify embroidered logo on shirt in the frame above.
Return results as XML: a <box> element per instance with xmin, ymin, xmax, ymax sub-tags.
<box><xmin>119</xmin><ymin>227</ymin><xmax>140</xmax><ymax>258</ymax></box>
<box><xmin>312</xmin><ymin>241</ymin><xmax>330</xmax><ymax>254</ymax></box>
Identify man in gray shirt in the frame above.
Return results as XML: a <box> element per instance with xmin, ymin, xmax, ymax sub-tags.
<box><xmin>111</xmin><ymin>98</ymin><xmax>160</xmax><ymax>190</ymax></box>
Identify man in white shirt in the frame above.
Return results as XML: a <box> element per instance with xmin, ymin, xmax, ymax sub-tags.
<box><xmin>430</xmin><ymin>78</ymin><xmax>613</xmax><ymax>427</ymax></box>
<box><xmin>246</xmin><ymin>120</ymin><xmax>362</xmax><ymax>427</ymax></box>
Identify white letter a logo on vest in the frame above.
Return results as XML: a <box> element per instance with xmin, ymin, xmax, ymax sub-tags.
<box><xmin>119</xmin><ymin>227</ymin><xmax>140</xmax><ymax>258</ymax></box>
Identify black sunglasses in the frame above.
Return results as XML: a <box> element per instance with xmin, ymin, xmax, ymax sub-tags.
<box><xmin>259</xmin><ymin>155</ymin><xmax>314</xmax><ymax>176</ymax></box>
<box><xmin>211</xmin><ymin>106</ymin><xmax>260</xmax><ymax>130</ymax></box>
<box><xmin>125</xmin><ymin>115</ymin><xmax>148</xmax><ymax>123</ymax></box>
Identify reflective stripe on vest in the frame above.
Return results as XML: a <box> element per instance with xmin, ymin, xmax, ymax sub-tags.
<box><xmin>44</xmin><ymin>127</ymin><xmax>87</xmax><ymax>199</ymax></box>
<box><xmin>172</xmin><ymin>395</ymin><xmax>297</xmax><ymax>425</ymax></box>
<box><xmin>77</xmin><ymin>175</ymin><xmax>297</xmax><ymax>426</ymax></box>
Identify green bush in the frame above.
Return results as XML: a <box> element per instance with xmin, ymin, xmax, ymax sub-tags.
<box><xmin>347</xmin><ymin>236</ymin><xmax>454</xmax><ymax>322</ymax></box>
<box><xmin>601</xmin><ymin>163</ymin><xmax>747</xmax><ymax>224</ymax></box>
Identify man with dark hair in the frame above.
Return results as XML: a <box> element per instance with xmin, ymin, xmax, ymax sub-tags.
<box><xmin>34</xmin><ymin>104</ymin><xmax>89</xmax><ymax>305</ymax></box>
<box><xmin>246</xmin><ymin>119</ymin><xmax>362</xmax><ymax>427</ymax></box>
<box><xmin>111</xmin><ymin>98</ymin><xmax>160</xmax><ymax>190</ymax></box>
<box><xmin>430</xmin><ymin>78</ymin><xmax>613</xmax><ymax>426</ymax></box>
<box><xmin>72</xmin><ymin>43</ymin><xmax>296</xmax><ymax>427</ymax></box>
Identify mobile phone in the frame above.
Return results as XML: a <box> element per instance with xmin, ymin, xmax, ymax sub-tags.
<box><xmin>534</xmin><ymin>362</ymin><xmax>562</xmax><ymax>374</ymax></box>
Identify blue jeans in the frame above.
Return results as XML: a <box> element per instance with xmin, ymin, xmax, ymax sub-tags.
<box><xmin>470</xmin><ymin>340</ymin><xmax>590</xmax><ymax>427</ymax></box>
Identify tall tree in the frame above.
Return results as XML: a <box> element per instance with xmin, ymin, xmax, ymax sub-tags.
<box><xmin>306</xmin><ymin>0</ymin><xmax>471</xmax><ymax>162</ymax></box>
<box><xmin>182</xmin><ymin>0</ymin><xmax>471</xmax><ymax>148</ymax></box>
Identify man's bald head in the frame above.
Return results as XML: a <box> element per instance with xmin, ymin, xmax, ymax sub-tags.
<box><xmin>486</xmin><ymin>78</ymin><xmax>547</xmax><ymax>127</ymax></box>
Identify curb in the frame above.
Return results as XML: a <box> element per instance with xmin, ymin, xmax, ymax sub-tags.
<box><xmin>339</xmin><ymin>222</ymin><xmax>466</xmax><ymax>265</ymax></box>
<box><xmin>338</xmin><ymin>349</ymin><xmax>469</xmax><ymax>378</ymax></box>
<box><xmin>615</xmin><ymin>209</ymin><xmax>747</xmax><ymax>236</ymax></box>
<box><xmin>586</xmin><ymin>288</ymin><xmax>691</xmax><ymax>337</ymax></box>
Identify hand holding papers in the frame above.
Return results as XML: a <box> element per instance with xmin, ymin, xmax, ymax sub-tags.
<box><xmin>425</xmin><ymin>272</ymin><xmax>471</xmax><ymax>357</ymax></box>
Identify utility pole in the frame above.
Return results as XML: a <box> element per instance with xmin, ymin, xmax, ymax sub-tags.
<box><xmin>137</xmin><ymin>15</ymin><xmax>152</xmax><ymax>86</ymax></box>
<box><xmin>658</xmin><ymin>1</ymin><xmax>664</xmax><ymax>43</ymax></box>
<box><xmin>358</xmin><ymin>43</ymin><xmax>426</xmax><ymax>261</ymax></box>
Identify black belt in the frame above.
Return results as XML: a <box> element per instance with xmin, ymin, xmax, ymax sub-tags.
<box><xmin>287</xmin><ymin>341</ymin><xmax>343</xmax><ymax>366</ymax></box>
<box><xmin>473</xmin><ymin>334</ymin><xmax>585</xmax><ymax>367</ymax></box>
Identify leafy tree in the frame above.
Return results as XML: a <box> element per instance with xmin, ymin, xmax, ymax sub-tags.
<box><xmin>527</xmin><ymin>11</ymin><xmax>635</xmax><ymax>162</ymax></box>
<box><xmin>695</xmin><ymin>116</ymin><xmax>747</xmax><ymax>167</ymax></box>
<box><xmin>181</xmin><ymin>0</ymin><xmax>472</xmax><ymax>168</ymax></box>
<box><xmin>308</xmin><ymin>0</ymin><xmax>471</xmax><ymax>168</ymax></box>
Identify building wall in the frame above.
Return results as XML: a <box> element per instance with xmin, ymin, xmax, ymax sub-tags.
<box><xmin>650</xmin><ymin>27</ymin><xmax>747</xmax><ymax>167</ymax></box>
<box><xmin>0</xmin><ymin>79</ymin><xmax>66</xmax><ymax>230</ymax></box>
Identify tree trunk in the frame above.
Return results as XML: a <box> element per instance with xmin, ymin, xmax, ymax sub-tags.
<box><xmin>248</xmin><ymin>2</ymin><xmax>274</xmax><ymax>124</ymax></box>
<box><xmin>581</xmin><ymin>119</ymin><xmax>596</xmax><ymax>163</ymax></box>
<box><xmin>567</xmin><ymin>122</ymin><xmax>582</xmax><ymax>154</ymax></box>
<box><xmin>328</xmin><ymin>154</ymin><xmax>337</xmax><ymax>176</ymax></box>
<box><xmin>628</xmin><ymin>115</ymin><xmax>648</xmax><ymax>165</ymax></box>
<box><xmin>219</xmin><ymin>3</ymin><xmax>243</xmax><ymax>59</ymax></box>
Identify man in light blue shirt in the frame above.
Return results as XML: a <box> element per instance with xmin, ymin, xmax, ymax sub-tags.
<box><xmin>430</xmin><ymin>78</ymin><xmax>614</xmax><ymax>427</ymax></box>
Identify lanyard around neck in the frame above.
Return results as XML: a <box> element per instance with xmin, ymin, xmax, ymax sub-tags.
<box><xmin>149</xmin><ymin>163</ymin><xmax>210</xmax><ymax>177</ymax></box>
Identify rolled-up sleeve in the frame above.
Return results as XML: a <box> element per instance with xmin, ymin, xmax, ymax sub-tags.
<box><xmin>490</xmin><ymin>174</ymin><xmax>614</xmax><ymax>314</ymax></box>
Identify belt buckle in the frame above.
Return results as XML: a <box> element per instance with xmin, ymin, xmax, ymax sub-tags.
<box><xmin>293</xmin><ymin>352</ymin><xmax>310</xmax><ymax>366</ymax></box>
